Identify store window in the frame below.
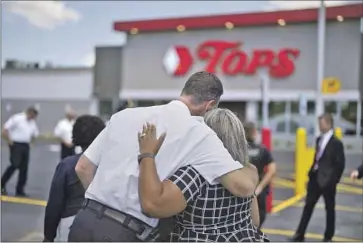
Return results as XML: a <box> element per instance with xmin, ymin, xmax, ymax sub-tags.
<box><xmin>324</xmin><ymin>101</ymin><xmax>337</xmax><ymax>114</ymax></box>
<box><xmin>258</xmin><ymin>101</ymin><xmax>287</xmax><ymax>133</ymax></box>
<box><xmin>269</xmin><ymin>102</ymin><xmax>285</xmax><ymax>119</ymax></box>
<box><xmin>219</xmin><ymin>102</ymin><xmax>246</xmax><ymax>121</ymax></box>
<box><xmin>137</xmin><ymin>100</ymin><xmax>157</xmax><ymax>107</ymax></box>
<box><xmin>291</xmin><ymin>101</ymin><xmax>315</xmax><ymax>115</ymax></box>
<box><xmin>275</xmin><ymin>119</ymin><xmax>300</xmax><ymax>134</ymax></box>
<box><xmin>257</xmin><ymin>101</ymin><xmax>286</xmax><ymax>119</ymax></box>
<box><xmin>341</xmin><ymin>101</ymin><xmax>358</xmax><ymax>135</ymax></box>
<box><xmin>289</xmin><ymin>100</ymin><xmax>315</xmax><ymax>134</ymax></box>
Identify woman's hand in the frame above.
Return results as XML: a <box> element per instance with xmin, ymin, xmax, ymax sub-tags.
<box><xmin>138</xmin><ymin>123</ymin><xmax>166</xmax><ymax>155</ymax></box>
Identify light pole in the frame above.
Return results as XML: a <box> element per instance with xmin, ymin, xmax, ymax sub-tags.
<box><xmin>315</xmin><ymin>0</ymin><xmax>326</xmax><ymax>136</ymax></box>
<box><xmin>260</xmin><ymin>68</ymin><xmax>270</xmax><ymax>128</ymax></box>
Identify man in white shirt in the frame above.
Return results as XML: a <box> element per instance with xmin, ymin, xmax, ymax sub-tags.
<box><xmin>54</xmin><ymin>107</ymin><xmax>77</xmax><ymax>159</ymax></box>
<box><xmin>68</xmin><ymin>71</ymin><xmax>258</xmax><ymax>242</ymax></box>
<box><xmin>1</xmin><ymin>107</ymin><xmax>39</xmax><ymax>197</ymax></box>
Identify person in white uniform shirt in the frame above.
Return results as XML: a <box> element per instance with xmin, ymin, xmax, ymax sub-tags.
<box><xmin>54</xmin><ymin>107</ymin><xmax>77</xmax><ymax>159</ymax></box>
<box><xmin>1</xmin><ymin>106</ymin><xmax>39</xmax><ymax>196</ymax></box>
<box><xmin>68</xmin><ymin>71</ymin><xmax>258</xmax><ymax>242</ymax></box>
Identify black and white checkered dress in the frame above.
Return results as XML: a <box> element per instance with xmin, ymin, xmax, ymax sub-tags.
<box><xmin>168</xmin><ymin>166</ymin><xmax>269</xmax><ymax>242</ymax></box>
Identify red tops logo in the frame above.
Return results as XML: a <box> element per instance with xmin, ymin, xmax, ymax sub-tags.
<box><xmin>163</xmin><ymin>40</ymin><xmax>300</xmax><ymax>78</ymax></box>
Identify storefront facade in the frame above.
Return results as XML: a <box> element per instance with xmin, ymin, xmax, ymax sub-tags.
<box><xmin>95</xmin><ymin>3</ymin><xmax>362</xmax><ymax>140</ymax></box>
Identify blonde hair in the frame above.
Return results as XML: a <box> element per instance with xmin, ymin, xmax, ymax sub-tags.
<box><xmin>204</xmin><ymin>108</ymin><xmax>249</xmax><ymax>166</ymax></box>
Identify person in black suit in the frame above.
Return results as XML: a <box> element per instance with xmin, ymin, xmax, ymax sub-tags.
<box><xmin>350</xmin><ymin>163</ymin><xmax>363</xmax><ymax>179</ymax></box>
<box><xmin>291</xmin><ymin>113</ymin><xmax>345</xmax><ymax>242</ymax></box>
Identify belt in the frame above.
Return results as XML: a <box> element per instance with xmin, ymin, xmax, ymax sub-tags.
<box><xmin>82</xmin><ymin>199</ymin><xmax>160</xmax><ymax>241</ymax></box>
<box><xmin>12</xmin><ymin>142</ymin><xmax>29</xmax><ymax>146</ymax></box>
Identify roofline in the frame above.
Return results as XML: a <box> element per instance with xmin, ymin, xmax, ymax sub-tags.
<box><xmin>113</xmin><ymin>3</ymin><xmax>363</xmax><ymax>33</ymax></box>
<box><xmin>2</xmin><ymin>67</ymin><xmax>92</xmax><ymax>73</ymax></box>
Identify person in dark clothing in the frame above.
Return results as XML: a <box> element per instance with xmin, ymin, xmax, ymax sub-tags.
<box><xmin>244</xmin><ymin>122</ymin><xmax>277</xmax><ymax>227</ymax></box>
<box><xmin>43</xmin><ymin>115</ymin><xmax>105</xmax><ymax>242</ymax></box>
<box><xmin>350</xmin><ymin>162</ymin><xmax>363</xmax><ymax>179</ymax></box>
<box><xmin>291</xmin><ymin>113</ymin><xmax>345</xmax><ymax>242</ymax></box>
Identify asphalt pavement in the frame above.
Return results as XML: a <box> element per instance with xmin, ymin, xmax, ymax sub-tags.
<box><xmin>1</xmin><ymin>143</ymin><xmax>362</xmax><ymax>242</ymax></box>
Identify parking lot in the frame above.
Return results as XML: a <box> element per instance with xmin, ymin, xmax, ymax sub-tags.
<box><xmin>1</xmin><ymin>143</ymin><xmax>362</xmax><ymax>242</ymax></box>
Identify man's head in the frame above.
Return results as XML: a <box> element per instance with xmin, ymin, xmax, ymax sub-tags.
<box><xmin>26</xmin><ymin>107</ymin><xmax>38</xmax><ymax>120</ymax></box>
<box><xmin>65</xmin><ymin>106</ymin><xmax>76</xmax><ymax>120</ymax></box>
<box><xmin>72</xmin><ymin>115</ymin><xmax>105</xmax><ymax>151</ymax></box>
<box><xmin>318</xmin><ymin>113</ymin><xmax>334</xmax><ymax>133</ymax></box>
<box><xmin>180</xmin><ymin>71</ymin><xmax>224</xmax><ymax>116</ymax></box>
<box><xmin>244</xmin><ymin>121</ymin><xmax>258</xmax><ymax>142</ymax></box>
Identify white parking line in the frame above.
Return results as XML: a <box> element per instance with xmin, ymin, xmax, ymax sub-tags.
<box><xmin>17</xmin><ymin>231</ymin><xmax>43</xmax><ymax>241</ymax></box>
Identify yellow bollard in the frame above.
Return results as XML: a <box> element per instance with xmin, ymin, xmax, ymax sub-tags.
<box><xmin>295</xmin><ymin>128</ymin><xmax>307</xmax><ymax>196</ymax></box>
<box><xmin>334</xmin><ymin>127</ymin><xmax>343</xmax><ymax>140</ymax></box>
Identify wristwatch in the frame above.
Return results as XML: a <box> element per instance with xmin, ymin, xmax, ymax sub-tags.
<box><xmin>138</xmin><ymin>153</ymin><xmax>155</xmax><ymax>164</ymax></box>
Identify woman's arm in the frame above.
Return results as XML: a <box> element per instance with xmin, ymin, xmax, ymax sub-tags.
<box><xmin>139</xmin><ymin>158</ymin><xmax>203</xmax><ymax>218</ymax></box>
<box><xmin>251</xmin><ymin>196</ymin><xmax>260</xmax><ymax>228</ymax></box>
<box><xmin>139</xmin><ymin>157</ymin><xmax>187</xmax><ymax>218</ymax></box>
<box><xmin>138</xmin><ymin>123</ymin><xmax>202</xmax><ymax>218</ymax></box>
<box><xmin>44</xmin><ymin>162</ymin><xmax>67</xmax><ymax>242</ymax></box>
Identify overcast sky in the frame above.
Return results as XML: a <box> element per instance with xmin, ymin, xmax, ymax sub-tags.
<box><xmin>1</xmin><ymin>1</ymin><xmax>357</xmax><ymax>67</ymax></box>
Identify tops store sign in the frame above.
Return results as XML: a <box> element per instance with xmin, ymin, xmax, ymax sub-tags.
<box><xmin>163</xmin><ymin>40</ymin><xmax>300</xmax><ymax>78</ymax></box>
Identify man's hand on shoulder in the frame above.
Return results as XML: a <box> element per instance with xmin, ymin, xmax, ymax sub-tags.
<box><xmin>219</xmin><ymin>163</ymin><xmax>259</xmax><ymax>198</ymax></box>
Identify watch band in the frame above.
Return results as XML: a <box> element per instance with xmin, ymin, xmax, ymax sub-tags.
<box><xmin>138</xmin><ymin>153</ymin><xmax>155</xmax><ymax>164</ymax></box>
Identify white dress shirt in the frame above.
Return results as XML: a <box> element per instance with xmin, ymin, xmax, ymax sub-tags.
<box><xmin>314</xmin><ymin>129</ymin><xmax>334</xmax><ymax>170</ymax></box>
<box><xmin>4</xmin><ymin>112</ymin><xmax>39</xmax><ymax>143</ymax></box>
<box><xmin>54</xmin><ymin>118</ymin><xmax>75</xmax><ymax>144</ymax></box>
<box><xmin>83</xmin><ymin>100</ymin><xmax>243</xmax><ymax>227</ymax></box>
<box><xmin>317</xmin><ymin>129</ymin><xmax>334</xmax><ymax>159</ymax></box>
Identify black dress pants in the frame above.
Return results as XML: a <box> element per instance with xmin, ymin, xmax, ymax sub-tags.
<box><xmin>68</xmin><ymin>207</ymin><xmax>140</xmax><ymax>242</ymax></box>
<box><xmin>295</xmin><ymin>175</ymin><xmax>337</xmax><ymax>240</ymax></box>
<box><xmin>157</xmin><ymin>217</ymin><xmax>174</xmax><ymax>241</ymax></box>
<box><xmin>257</xmin><ymin>191</ymin><xmax>267</xmax><ymax>227</ymax></box>
<box><xmin>1</xmin><ymin>142</ymin><xmax>30</xmax><ymax>193</ymax></box>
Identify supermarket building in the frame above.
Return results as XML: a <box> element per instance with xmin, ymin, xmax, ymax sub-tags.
<box><xmin>97</xmin><ymin>3</ymin><xmax>363</xmax><ymax>136</ymax></box>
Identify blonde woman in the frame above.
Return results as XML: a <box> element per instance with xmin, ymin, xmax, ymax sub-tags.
<box><xmin>137</xmin><ymin>108</ymin><xmax>268</xmax><ymax>242</ymax></box>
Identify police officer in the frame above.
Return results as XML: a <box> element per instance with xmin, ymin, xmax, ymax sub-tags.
<box><xmin>54</xmin><ymin>106</ymin><xmax>77</xmax><ymax>159</ymax></box>
<box><xmin>1</xmin><ymin>106</ymin><xmax>39</xmax><ymax>196</ymax></box>
<box><xmin>244</xmin><ymin>122</ymin><xmax>277</xmax><ymax>227</ymax></box>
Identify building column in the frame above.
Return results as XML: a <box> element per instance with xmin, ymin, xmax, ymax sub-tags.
<box><xmin>285</xmin><ymin>101</ymin><xmax>291</xmax><ymax>134</ymax></box>
<box><xmin>336</xmin><ymin>101</ymin><xmax>342</xmax><ymax>119</ymax></box>
<box><xmin>89</xmin><ymin>97</ymin><xmax>99</xmax><ymax>115</ymax></box>
<box><xmin>357</xmin><ymin>100</ymin><xmax>362</xmax><ymax>137</ymax></box>
<box><xmin>245</xmin><ymin>101</ymin><xmax>258</xmax><ymax>121</ymax></box>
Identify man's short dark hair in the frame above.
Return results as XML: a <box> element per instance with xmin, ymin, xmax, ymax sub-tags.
<box><xmin>72</xmin><ymin>115</ymin><xmax>105</xmax><ymax>150</ymax></box>
<box><xmin>319</xmin><ymin>113</ymin><xmax>334</xmax><ymax>127</ymax></box>
<box><xmin>181</xmin><ymin>71</ymin><xmax>224</xmax><ymax>104</ymax></box>
<box><xmin>27</xmin><ymin>106</ymin><xmax>38</xmax><ymax>116</ymax></box>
